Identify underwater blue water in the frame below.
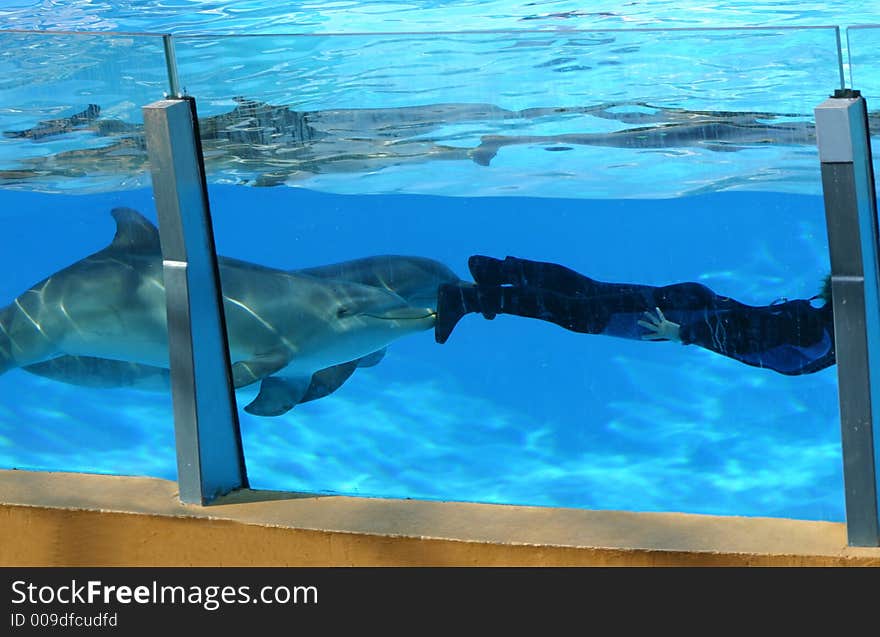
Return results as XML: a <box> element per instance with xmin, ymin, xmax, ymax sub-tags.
<box><xmin>0</xmin><ymin>184</ymin><xmax>842</xmax><ymax>520</ymax></box>
<box><xmin>0</xmin><ymin>1</ymin><xmax>870</xmax><ymax>521</ymax></box>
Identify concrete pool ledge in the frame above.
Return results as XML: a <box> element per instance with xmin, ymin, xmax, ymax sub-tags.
<box><xmin>0</xmin><ymin>469</ymin><xmax>878</xmax><ymax>566</ymax></box>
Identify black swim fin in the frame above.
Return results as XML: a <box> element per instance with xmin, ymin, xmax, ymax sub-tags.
<box><xmin>434</xmin><ymin>283</ymin><xmax>470</xmax><ymax>344</ymax></box>
<box><xmin>434</xmin><ymin>282</ymin><xmax>502</xmax><ymax>344</ymax></box>
<box><xmin>467</xmin><ymin>255</ymin><xmax>506</xmax><ymax>286</ymax></box>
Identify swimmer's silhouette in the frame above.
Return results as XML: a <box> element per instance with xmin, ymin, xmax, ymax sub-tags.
<box><xmin>435</xmin><ymin>256</ymin><xmax>835</xmax><ymax>375</ymax></box>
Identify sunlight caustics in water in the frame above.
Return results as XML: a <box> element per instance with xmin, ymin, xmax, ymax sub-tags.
<box><xmin>1</xmin><ymin>2</ymin><xmax>877</xmax><ymax>521</ymax></box>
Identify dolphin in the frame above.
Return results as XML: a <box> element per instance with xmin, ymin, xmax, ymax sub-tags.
<box><xmin>0</xmin><ymin>207</ymin><xmax>454</xmax><ymax>416</ymax></box>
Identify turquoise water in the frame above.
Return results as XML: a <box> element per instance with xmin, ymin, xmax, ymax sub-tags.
<box><xmin>0</xmin><ymin>1</ymin><xmax>878</xmax><ymax>33</ymax></box>
<box><xmin>1</xmin><ymin>2</ymin><xmax>877</xmax><ymax>521</ymax></box>
<box><xmin>0</xmin><ymin>186</ymin><xmax>841</xmax><ymax>519</ymax></box>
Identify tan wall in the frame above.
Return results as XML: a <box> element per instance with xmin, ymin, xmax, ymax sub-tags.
<box><xmin>1</xmin><ymin>470</ymin><xmax>878</xmax><ymax>566</ymax></box>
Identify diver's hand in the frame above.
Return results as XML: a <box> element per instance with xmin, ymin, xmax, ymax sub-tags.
<box><xmin>638</xmin><ymin>307</ymin><xmax>682</xmax><ymax>342</ymax></box>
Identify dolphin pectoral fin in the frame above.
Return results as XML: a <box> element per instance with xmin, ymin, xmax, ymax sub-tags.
<box><xmin>244</xmin><ymin>376</ymin><xmax>311</xmax><ymax>417</ymax></box>
<box><xmin>230</xmin><ymin>354</ymin><xmax>291</xmax><ymax>388</ymax></box>
<box><xmin>356</xmin><ymin>348</ymin><xmax>387</xmax><ymax>368</ymax></box>
<box><xmin>22</xmin><ymin>355</ymin><xmax>170</xmax><ymax>391</ymax></box>
<box><xmin>245</xmin><ymin>359</ymin><xmax>363</xmax><ymax>416</ymax></box>
<box><xmin>300</xmin><ymin>360</ymin><xmax>360</xmax><ymax>404</ymax></box>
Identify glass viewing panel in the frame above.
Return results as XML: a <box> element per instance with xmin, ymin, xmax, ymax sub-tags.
<box><xmin>845</xmin><ymin>25</ymin><xmax>880</xmax><ymax>198</ymax></box>
<box><xmin>166</xmin><ymin>27</ymin><xmax>845</xmax><ymax>521</ymax></box>
<box><xmin>173</xmin><ymin>28</ymin><xmax>842</xmax><ymax>199</ymax></box>
<box><xmin>0</xmin><ymin>32</ymin><xmax>176</xmax><ymax>479</ymax></box>
<box><xmin>0</xmin><ymin>27</ymin><xmax>847</xmax><ymax>524</ymax></box>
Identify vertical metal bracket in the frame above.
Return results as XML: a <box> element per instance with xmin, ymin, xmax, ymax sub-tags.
<box><xmin>815</xmin><ymin>89</ymin><xmax>880</xmax><ymax>546</ymax></box>
<box><xmin>143</xmin><ymin>97</ymin><xmax>248</xmax><ymax>504</ymax></box>
<box><xmin>161</xmin><ymin>35</ymin><xmax>183</xmax><ymax>98</ymax></box>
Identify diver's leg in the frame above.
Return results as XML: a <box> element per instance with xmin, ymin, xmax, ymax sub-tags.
<box><xmin>493</xmin><ymin>286</ymin><xmax>614</xmax><ymax>334</ymax></box>
<box><xmin>494</xmin><ymin>282</ymin><xmax>733</xmax><ymax>338</ymax></box>
<box><xmin>470</xmin><ymin>256</ymin><xmax>726</xmax><ymax>307</ymax></box>
<box><xmin>435</xmin><ymin>282</ymin><xmax>612</xmax><ymax>344</ymax></box>
<box><xmin>468</xmin><ymin>255</ymin><xmax>671</xmax><ymax>300</ymax></box>
<box><xmin>436</xmin><ymin>274</ymin><xmax>734</xmax><ymax>344</ymax></box>
<box><xmin>468</xmin><ymin>255</ymin><xmax>595</xmax><ymax>294</ymax></box>
<box><xmin>437</xmin><ymin>279</ymin><xmax>731</xmax><ymax>341</ymax></box>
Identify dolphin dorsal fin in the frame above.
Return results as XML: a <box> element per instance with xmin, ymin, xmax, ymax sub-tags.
<box><xmin>108</xmin><ymin>207</ymin><xmax>161</xmax><ymax>254</ymax></box>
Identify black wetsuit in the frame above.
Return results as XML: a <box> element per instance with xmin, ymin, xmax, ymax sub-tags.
<box><xmin>444</xmin><ymin>256</ymin><xmax>835</xmax><ymax>376</ymax></box>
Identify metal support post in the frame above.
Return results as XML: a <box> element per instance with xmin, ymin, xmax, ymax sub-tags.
<box><xmin>143</xmin><ymin>97</ymin><xmax>247</xmax><ymax>504</ymax></box>
<box><xmin>815</xmin><ymin>89</ymin><xmax>880</xmax><ymax>546</ymax></box>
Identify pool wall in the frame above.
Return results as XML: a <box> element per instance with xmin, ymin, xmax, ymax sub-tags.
<box><xmin>2</xmin><ymin>469</ymin><xmax>879</xmax><ymax>566</ymax></box>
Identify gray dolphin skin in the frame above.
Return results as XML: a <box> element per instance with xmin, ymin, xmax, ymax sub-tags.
<box><xmin>0</xmin><ymin>208</ymin><xmax>458</xmax><ymax>416</ymax></box>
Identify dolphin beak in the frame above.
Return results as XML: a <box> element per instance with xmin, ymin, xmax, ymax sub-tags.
<box><xmin>363</xmin><ymin>307</ymin><xmax>436</xmax><ymax>322</ymax></box>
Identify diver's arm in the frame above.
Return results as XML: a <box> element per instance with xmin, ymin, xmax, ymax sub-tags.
<box><xmin>639</xmin><ymin>304</ymin><xmax>798</xmax><ymax>353</ymax></box>
<box><xmin>634</xmin><ymin>298</ymin><xmax>834</xmax><ymax>375</ymax></box>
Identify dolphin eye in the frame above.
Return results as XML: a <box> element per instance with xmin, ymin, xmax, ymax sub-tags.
<box><xmin>336</xmin><ymin>306</ymin><xmax>350</xmax><ymax>318</ymax></box>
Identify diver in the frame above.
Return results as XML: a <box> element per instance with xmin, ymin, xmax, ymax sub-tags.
<box><xmin>435</xmin><ymin>255</ymin><xmax>835</xmax><ymax>376</ymax></box>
